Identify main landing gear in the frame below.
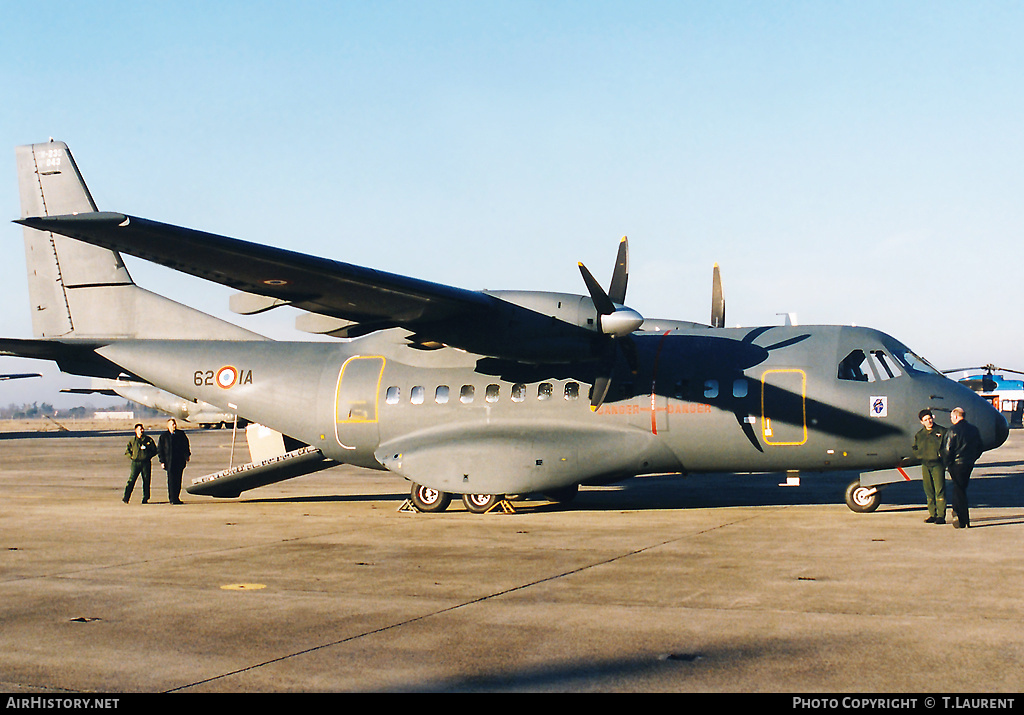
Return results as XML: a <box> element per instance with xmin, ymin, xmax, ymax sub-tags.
<box><xmin>409</xmin><ymin>484</ymin><xmax>452</xmax><ymax>513</ymax></box>
<box><xmin>406</xmin><ymin>482</ymin><xmax>579</xmax><ymax>513</ymax></box>
<box><xmin>406</xmin><ymin>484</ymin><xmax>506</xmax><ymax>513</ymax></box>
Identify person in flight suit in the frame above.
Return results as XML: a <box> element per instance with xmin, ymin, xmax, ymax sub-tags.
<box><xmin>911</xmin><ymin>409</ymin><xmax>947</xmax><ymax>524</ymax></box>
<box><xmin>123</xmin><ymin>423</ymin><xmax>157</xmax><ymax>504</ymax></box>
<box><xmin>942</xmin><ymin>407</ymin><xmax>983</xmax><ymax>529</ymax></box>
<box><xmin>158</xmin><ymin>418</ymin><xmax>191</xmax><ymax>505</ymax></box>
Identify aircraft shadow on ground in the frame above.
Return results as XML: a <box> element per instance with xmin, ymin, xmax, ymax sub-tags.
<box><xmin>237</xmin><ymin>457</ymin><xmax>1024</xmax><ymax>515</ymax></box>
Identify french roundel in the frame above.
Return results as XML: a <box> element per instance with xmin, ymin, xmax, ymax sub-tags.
<box><xmin>215</xmin><ymin>366</ymin><xmax>238</xmax><ymax>389</ymax></box>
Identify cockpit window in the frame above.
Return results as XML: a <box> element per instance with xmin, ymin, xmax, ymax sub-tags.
<box><xmin>838</xmin><ymin>350</ymin><xmax>875</xmax><ymax>382</ymax></box>
<box><xmin>870</xmin><ymin>350</ymin><xmax>902</xmax><ymax>380</ymax></box>
<box><xmin>891</xmin><ymin>348</ymin><xmax>942</xmax><ymax>376</ymax></box>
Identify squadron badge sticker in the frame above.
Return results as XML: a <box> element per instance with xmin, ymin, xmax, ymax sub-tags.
<box><xmin>870</xmin><ymin>396</ymin><xmax>888</xmax><ymax>418</ymax></box>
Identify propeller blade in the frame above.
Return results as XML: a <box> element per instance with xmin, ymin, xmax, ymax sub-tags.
<box><xmin>578</xmin><ymin>262</ymin><xmax>615</xmax><ymax>315</ymax></box>
<box><xmin>590</xmin><ymin>374</ymin><xmax>613</xmax><ymax>411</ymax></box>
<box><xmin>608</xmin><ymin>236</ymin><xmax>628</xmax><ymax>305</ymax></box>
<box><xmin>711</xmin><ymin>263</ymin><xmax>725</xmax><ymax>328</ymax></box>
<box><xmin>580</xmin><ymin>238</ymin><xmax>643</xmax><ymax>410</ymax></box>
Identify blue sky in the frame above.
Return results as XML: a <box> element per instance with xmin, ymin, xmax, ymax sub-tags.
<box><xmin>2</xmin><ymin>1</ymin><xmax>1023</xmax><ymax>408</ymax></box>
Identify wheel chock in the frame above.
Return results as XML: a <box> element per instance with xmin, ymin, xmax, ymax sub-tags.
<box><xmin>485</xmin><ymin>499</ymin><xmax>517</xmax><ymax>514</ymax></box>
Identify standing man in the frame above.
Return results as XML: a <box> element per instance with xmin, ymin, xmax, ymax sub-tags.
<box><xmin>943</xmin><ymin>407</ymin><xmax>983</xmax><ymax>529</ymax></box>
<box><xmin>912</xmin><ymin>409</ymin><xmax>947</xmax><ymax>524</ymax></box>
<box><xmin>158</xmin><ymin>418</ymin><xmax>191</xmax><ymax>505</ymax></box>
<box><xmin>123</xmin><ymin>423</ymin><xmax>157</xmax><ymax>504</ymax></box>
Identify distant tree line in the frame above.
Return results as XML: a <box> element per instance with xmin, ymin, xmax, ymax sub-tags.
<box><xmin>0</xmin><ymin>400</ymin><xmax>163</xmax><ymax>420</ymax></box>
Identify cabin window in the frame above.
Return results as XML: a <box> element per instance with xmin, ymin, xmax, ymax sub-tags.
<box><xmin>410</xmin><ymin>386</ymin><xmax>425</xmax><ymax>404</ymax></box>
<box><xmin>732</xmin><ymin>379</ymin><xmax>748</xmax><ymax>398</ymax></box>
<box><xmin>564</xmin><ymin>382</ymin><xmax>580</xmax><ymax>400</ymax></box>
<box><xmin>512</xmin><ymin>383</ymin><xmax>526</xmax><ymax>402</ymax></box>
<box><xmin>485</xmin><ymin>384</ymin><xmax>500</xmax><ymax>403</ymax></box>
<box><xmin>385</xmin><ymin>386</ymin><xmax>400</xmax><ymax>405</ymax></box>
<box><xmin>460</xmin><ymin>385</ymin><xmax>475</xmax><ymax>404</ymax></box>
<box><xmin>538</xmin><ymin>383</ymin><xmax>553</xmax><ymax>400</ymax></box>
<box><xmin>838</xmin><ymin>349</ymin><xmax>875</xmax><ymax>382</ymax></box>
<box><xmin>674</xmin><ymin>380</ymin><xmax>688</xmax><ymax>400</ymax></box>
<box><xmin>435</xmin><ymin>385</ymin><xmax>450</xmax><ymax>404</ymax></box>
<box><xmin>704</xmin><ymin>379</ymin><xmax>719</xmax><ymax>399</ymax></box>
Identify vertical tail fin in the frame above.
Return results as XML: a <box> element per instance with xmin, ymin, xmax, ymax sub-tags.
<box><xmin>16</xmin><ymin>141</ymin><xmax>265</xmax><ymax>341</ymax></box>
<box><xmin>18</xmin><ymin>141</ymin><xmax>132</xmax><ymax>338</ymax></box>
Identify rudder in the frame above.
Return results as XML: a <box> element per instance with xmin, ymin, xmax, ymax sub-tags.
<box><xmin>16</xmin><ymin>140</ymin><xmax>264</xmax><ymax>341</ymax></box>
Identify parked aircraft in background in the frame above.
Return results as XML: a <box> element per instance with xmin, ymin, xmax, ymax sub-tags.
<box><xmin>1</xmin><ymin>373</ymin><xmax>40</xmax><ymax>381</ymax></box>
<box><xmin>3</xmin><ymin>141</ymin><xmax>1009</xmax><ymax>513</ymax></box>
<box><xmin>947</xmin><ymin>365</ymin><xmax>1024</xmax><ymax>428</ymax></box>
<box><xmin>61</xmin><ymin>376</ymin><xmax>244</xmax><ymax>429</ymax></box>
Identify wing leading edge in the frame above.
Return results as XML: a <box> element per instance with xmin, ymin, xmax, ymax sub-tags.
<box><xmin>17</xmin><ymin>213</ymin><xmax>599</xmax><ymax>362</ymax></box>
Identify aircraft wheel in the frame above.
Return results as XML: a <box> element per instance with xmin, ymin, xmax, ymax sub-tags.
<box><xmin>410</xmin><ymin>484</ymin><xmax>451</xmax><ymax>513</ymax></box>
<box><xmin>845</xmin><ymin>480</ymin><xmax>880</xmax><ymax>513</ymax></box>
<box><xmin>462</xmin><ymin>493</ymin><xmax>503</xmax><ymax>513</ymax></box>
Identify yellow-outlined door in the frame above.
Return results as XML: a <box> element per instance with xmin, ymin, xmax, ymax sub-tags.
<box><xmin>760</xmin><ymin>368</ymin><xmax>807</xmax><ymax>446</ymax></box>
<box><xmin>335</xmin><ymin>356</ymin><xmax>385</xmax><ymax>450</ymax></box>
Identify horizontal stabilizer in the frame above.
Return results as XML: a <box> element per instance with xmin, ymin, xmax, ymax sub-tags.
<box><xmin>0</xmin><ymin>337</ymin><xmax>127</xmax><ymax>378</ymax></box>
<box><xmin>187</xmin><ymin>446</ymin><xmax>338</xmax><ymax>498</ymax></box>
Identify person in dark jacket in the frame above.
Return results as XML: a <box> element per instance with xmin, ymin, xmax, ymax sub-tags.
<box><xmin>123</xmin><ymin>423</ymin><xmax>157</xmax><ymax>504</ymax></box>
<box><xmin>942</xmin><ymin>407</ymin><xmax>983</xmax><ymax>529</ymax></box>
<box><xmin>158</xmin><ymin>418</ymin><xmax>191</xmax><ymax>505</ymax></box>
<box><xmin>911</xmin><ymin>409</ymin><xmax>947</xmax><ymax>524</ymax></box>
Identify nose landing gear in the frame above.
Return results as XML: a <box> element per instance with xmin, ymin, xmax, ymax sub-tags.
<box><xmin>845</xmin><ymin>479</ymin><xmax>881</xmax><ymax>513</ymax></box>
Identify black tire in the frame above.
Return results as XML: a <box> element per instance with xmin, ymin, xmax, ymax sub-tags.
<box><xmin>845</xmin><ymin>480</ymin><xmax>881</xmax><ymax>513</ymax></box>
<box><xmin>462</xmin><ymin>493</ymin><xmax>503</xmax><ymax>513</ymax></box>
<box><xmin>410</xmin><ymin>484</ymin><xmax>451</xmax><ymax>513</ymax></box>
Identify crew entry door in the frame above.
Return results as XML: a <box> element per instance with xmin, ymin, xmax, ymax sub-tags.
<box><xmin>335</xmin><ymin>356</ymin><xmax>385</xmax><ymax>451</ymax></box>
<box><xmin>761</xmin><ymin>369</ymin><xmax>807</xmax><ymax>446</ymax></box>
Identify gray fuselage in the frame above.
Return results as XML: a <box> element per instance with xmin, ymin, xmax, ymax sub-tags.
<box><xmin>94</xmin><ymin>323</ymin><xmax>1008</xmax><ymax>496</ymax></box>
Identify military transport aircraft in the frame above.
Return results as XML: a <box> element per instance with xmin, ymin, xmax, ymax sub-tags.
<box><xmin>4</xmin><ymin>140</ymin><xmax>1009</xmax><ymax>513</ymax></box>
<box><xmin>0</xmin><ymin>373</ymin><xmax>41</xmax><ymax>381</ymax></box>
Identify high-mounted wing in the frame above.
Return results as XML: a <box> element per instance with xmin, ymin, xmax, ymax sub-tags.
<box><xmin>16</xmin><ymin>213</ymin><xmax>600</xmax><ymax>362</ymax></box>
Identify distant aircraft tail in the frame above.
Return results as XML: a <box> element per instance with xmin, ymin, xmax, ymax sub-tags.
<box><xmin>16</xmin><ymin>140</ymin><xmax>264</xmax><ymax>341</ymax></box>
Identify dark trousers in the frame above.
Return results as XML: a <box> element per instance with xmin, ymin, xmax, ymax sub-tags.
<box><xmin>166</xmin><ymin>467</ymin><xmax>185</xmax><ymax>503</ymax></box>
<box><xmin>947</xmin><ymin>462</ymin><xmax>973</xmax><ymax>527</ymax></box>
<box><xmin>124</xmin><ymin>460</ymin><xmax>151</xmax><ymax>502</ymax></box>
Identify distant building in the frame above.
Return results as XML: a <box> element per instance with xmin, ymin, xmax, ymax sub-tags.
<box><xmin>93</xmin><ymin>411</ymin><xmax>134</xmax><ymax>420</ymax></box>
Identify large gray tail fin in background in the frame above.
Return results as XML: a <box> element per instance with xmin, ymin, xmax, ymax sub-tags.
<box><xmin>16</xmin><ymin>140</ymin><xmax>264</xmax><ymax>341</ymax></box>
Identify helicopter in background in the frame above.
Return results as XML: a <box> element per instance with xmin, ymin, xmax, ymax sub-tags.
<box><xmin>944</xmin><ymin>365</ymin><xmax>1024</xmax><ymax>428</ymax></box>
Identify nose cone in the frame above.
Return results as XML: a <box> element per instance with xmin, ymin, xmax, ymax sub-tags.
<box><xmin>967</xmin><ymin>392</ymin><xmax>1009</xmax><ymax>452</ymax></box>
<box><xmin>991</xmin><ymin>413</ymin><xmax>1010</xmax><ymax>451</ymax></box>
<box><xmin>947</xmin><ymin>379</ymin><xmax>1009</xmax><ymax>452</ymax></box>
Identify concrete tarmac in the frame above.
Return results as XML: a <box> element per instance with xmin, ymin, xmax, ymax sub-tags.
<box><xmin>1</xmin><ymin>426</ymin><xmax>1022</xmax><ymax>693</ymax></box>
